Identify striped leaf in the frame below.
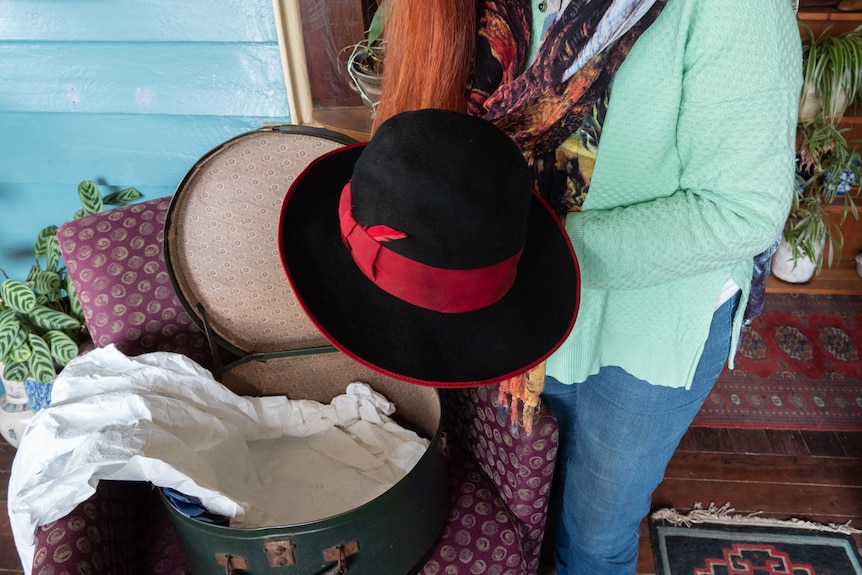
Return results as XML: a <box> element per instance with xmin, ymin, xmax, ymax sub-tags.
<box><xmin>103</xmin><ymin>187</ymin><xmax>143</xmax><ymax>206</ymax></box>
<box><xmin>34</xmin><ymin>226</ymin><xmax>59</xmax><ymax>259</ymax></box>
<box><xmin>12</xmin><ymin>324</ymin><xmax>27</xmax><ymax>349</ymax></box>
<box><xmin>0</xmin><ymin>308</ymin><xmax>16</xmax><ymax>328</ymax></box>
<box><xmin>0</xmin><ymin>311</ymin><xmax>20</xmax><ymax>361</ymax></box>
<box><xmin>26</xmin><ymin>265</ymin><xmax>40</xmax><ymax>283</ymax></box>
<box><xmin>42</xmin><ymin>291</ymin><xmax>63</xmax><ymax>306</ymax></box>
<box><xmin>2</xmin><ymin>360</ymin><xmax>29</xmax><ymax>382</ymax></box>
<box><xmin>45</xmin><ymin>234</ymin><xmax>61</xmax><ymax>272</ymax></box>
<box><xmin>8</xmin><ymin>341</ymin><xmax>32</xmax><ymax>364</ymax></box>
<box><xmin>77</xmin><ymin>180</ymin><xmax>103</xmax><ymax>216</ymax></box>
<box><xmin>27</xmin><ymin>305</ymin><xmax>81</xmax><ymax>331</ymax></box>
<box><xmin>0</xmin><ymin>279</ymin><xmax>36</xmax><ymax>314</ymax></box>
<box><xmin>66</xmin><ymin>275</ymin><xmax>83</xmax><ymax>319</ymax></box>
<box><xmin>45</xmin><ymin>330</ymin><xmax>78</xmax><ymax>366</ymax></box>
<box><xmin>28</xmin><ymin>335</ymin><xmax>56</xmax><ymax>383</ymax></box>
<box><xmin>31</xmin><ymin>270</ymin><xmax>62</xmax><ymax>296</ymax></box>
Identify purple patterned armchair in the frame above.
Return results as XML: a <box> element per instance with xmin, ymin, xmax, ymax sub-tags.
<box><xmin>25</xmin><ymin>198</ymin><xmax>559</xmax><ymax>575</ymax></box>
<box><xmin>427</xmin><ymin>386</ymin><xmax>558</xmax><ymax>574</ymax></box>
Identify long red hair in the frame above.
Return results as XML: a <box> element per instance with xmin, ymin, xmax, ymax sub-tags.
<box><xmin>371</xmin><ymin>0</ymin><xmax>478</xmax><ymax>134</ymax></box>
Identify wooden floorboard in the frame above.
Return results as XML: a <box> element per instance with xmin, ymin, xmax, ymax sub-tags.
<box><xmin>838</xmin><ymin>432</ymin><xmax>862</xmax><ymax>458</ymax></box>
<box><xmin>764</xmin><ymin>428</ymin><xmax>812</xmax><ymax>456</ymax></box>
<box><xmin>636</xmin><ymin>428</ymin><xmax>862</xmax><ymax>575</ymax></box>
<box><xmin>726</xmin><ymin>428</ymin><xmax>773</xmax><ymax>455</ymax></box>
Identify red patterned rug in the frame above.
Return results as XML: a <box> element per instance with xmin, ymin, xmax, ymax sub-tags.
<box><xmin>691</xmin><ymin>294</ymin><xmax>862</xmax><ymax>431</ymax></box>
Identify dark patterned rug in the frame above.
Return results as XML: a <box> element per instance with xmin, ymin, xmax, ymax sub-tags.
<box><xmin>651</xmin><ymin>506</ymin><xmax>862</xmax><ymax>575</ymax></box>
<box><xmin>692</xmin><ymin>294</ymin><xmax>862</xmax><ymax>431</ymax></box>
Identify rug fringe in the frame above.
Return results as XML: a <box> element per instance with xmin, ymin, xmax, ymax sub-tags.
<box><xmin>652</xmin><ymin>502</ymin><xmax>862</xmax><ymax>535</ymax></box>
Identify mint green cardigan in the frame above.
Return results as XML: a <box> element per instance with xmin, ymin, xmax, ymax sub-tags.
<box><xmin>545</xmin><ymin>0</ymin><xmax>802</xmax><ymax>388</ymax></box>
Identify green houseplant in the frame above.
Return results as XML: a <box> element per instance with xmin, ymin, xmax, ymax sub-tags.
<box><xmin>798</xmin><ymin>23</ymin><xmax>862</xmax><ymax>121</ymax></box>
<box><xmin>344</xmin><ymin>0</ymin><xmax>388</xmax><ymax>117</ymax></box>
<box><xmin>0</xmin><ymin>181</ymin><xmax>142</xmax><ymax>409</ymax></box>
<box><xmin>773</xmin><ymin>19</ymin><xmax>862</xmax><ymax>283</ymax></box>
<box><xmin>774</xmin><ymin>117</ymin><xmax>862</xmax><ymax>281</ymax></box>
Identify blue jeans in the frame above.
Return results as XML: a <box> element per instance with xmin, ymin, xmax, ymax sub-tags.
<box><xmin>541</xmin><ymin>294</ymin><xmax>739</xmax><ymax>575</ymax></box>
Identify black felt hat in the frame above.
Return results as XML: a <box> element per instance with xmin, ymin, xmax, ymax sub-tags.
<box><xmin>278</xmin><ymin>109</ymin><xmax>579</xmax><ymax>387</ymax></box>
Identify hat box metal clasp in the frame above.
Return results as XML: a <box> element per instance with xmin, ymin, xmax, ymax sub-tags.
<box><xmin>162</xmin><ymin>125</ymin><xmax>449</xmax><ymax>575</ymax></box>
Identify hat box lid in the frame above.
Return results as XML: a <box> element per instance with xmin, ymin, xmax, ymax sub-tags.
<box><xmin>164</xmin><ymin>125</ymin><xmax>356</xmax><ymax>360</ymax></box>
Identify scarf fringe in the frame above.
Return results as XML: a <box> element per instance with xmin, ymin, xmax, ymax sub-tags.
<box><xmin>652</xmin><ymin>502</ymin><xmax>862</xmax><ymax>535</ymax></box>
<box><xmin>498</xmin><ymin>362</ymin><xmax>546</xmax><ymax>434</ymax></box>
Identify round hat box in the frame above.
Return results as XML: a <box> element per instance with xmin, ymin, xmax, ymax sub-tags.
<box><xmin>162</xmin><ymin>125</ymin><xmax>448</xmax><ymax>575</ymax></box>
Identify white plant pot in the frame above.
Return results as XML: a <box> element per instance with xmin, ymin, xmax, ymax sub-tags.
<box><xmin>0</xmin><ymin>363</ymin><xmax>34</xmax><ymax>448</ymax></box>
<box><xmin>856</xmin><ymin>252</ymin><xmax>862</xmax><ymax>278</ymax></box>
<box><xmin>771</xmin><ymin>237</ymin><xmax>822</xmax><ymax>284</ymax></box>
<box><xmin>798</xmin><ymin>81</ymin><xmax>823</xmax><ymax>122</ymax></box>
<box><xmin>347</xmin><ymin>48</ymin><xmax>383</xmax><ymax>117</ymax></box>
<box><xmin>798</xmin><ymin>76</ymin><xmax>851</xmax><ymax>122</ymax></box>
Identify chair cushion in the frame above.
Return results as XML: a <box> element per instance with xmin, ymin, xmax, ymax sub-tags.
<box><xmin>418</xmin><ymin>445</ymin><xmax>527</xmax><ymax>575</ymax></box>
<box><xmin>440</xmin><ymin>386</ymin><xmax>559</xmax><ymax>573</ymax></box>
<box><xmin>58</xmin><ymin>198</ymin><xmax>212</xmax><ymax>367</ymax></box>
<box><xmin>32</xmin><ymin>481</ymin><xmax>188</xmax><ymax>575</ymax></box>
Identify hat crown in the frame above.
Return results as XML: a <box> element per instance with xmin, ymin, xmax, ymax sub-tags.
<box><xmin>351</xmin><ymin>109</ymin><xmax>532</xmax><ymax>270</ymax></box>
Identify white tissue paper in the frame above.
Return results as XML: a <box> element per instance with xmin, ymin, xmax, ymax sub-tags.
<box><xmin>8</xmin><ymin>345</ymin><xmax>429</xmax><ymax>573</ymax></box>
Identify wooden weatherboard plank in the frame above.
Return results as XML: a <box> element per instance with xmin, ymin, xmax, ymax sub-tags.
<box><xmin>0</xmin><ymin>0</ymin><xmax>277</xmax><ymax>42</ymax></box>
<box><xmin>0</xmin><ymin>43</ymin><xmax>290</xmax><ymax>117</ymax></box>
<box><xmin>0</xmin><ymin>113</ymin><xmax>285</xmax><ymax>186</ymax></box>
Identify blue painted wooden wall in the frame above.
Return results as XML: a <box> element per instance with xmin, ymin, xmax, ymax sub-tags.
<box><xmin>0</xmin><ymin>0</ymin><xmax>292</xmax><ymax>282</ymax></box>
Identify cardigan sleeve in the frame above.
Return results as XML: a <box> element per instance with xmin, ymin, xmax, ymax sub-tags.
<box><xmin>566</xmin><ymin>0</ymin><xmax>802</xmax><ymax>291</ymax></box>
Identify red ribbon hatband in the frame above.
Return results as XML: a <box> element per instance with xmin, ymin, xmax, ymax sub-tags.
<box><xmin>338</xmin><ymin>183</ymin><xmax>521</xmax><ymax>313</ymax></box>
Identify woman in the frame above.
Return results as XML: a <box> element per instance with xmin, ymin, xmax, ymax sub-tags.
<box><xmin>374</xmin><ymin>1</ymin><xmax>802</xmax><ymax>573</ymax></box>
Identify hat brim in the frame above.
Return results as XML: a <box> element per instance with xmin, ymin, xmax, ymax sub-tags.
<box><xmin>279</xmin><ymin>143</ymin><xmax>580</xmax><ymax>388</ymax></box>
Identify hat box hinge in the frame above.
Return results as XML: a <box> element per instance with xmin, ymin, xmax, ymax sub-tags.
<box><xmin>215</xmin><ymin>553</ymin><xmax>249</xmax><ymax>574</ymax></box>
<box><xmin>322</xmin><ymin>541</ymin><xmax>360</xmax><ymax>575</ymax></box>
<box><xmin>196</xmin><ymin>302</ymin><xmax>339</xmax><ymax>379</ymax></box>
<box><xmin>196</xmin><ymin>303</ymin><xmax>225</xmax><ymax>381</ymax></box>
<box><xmin>257</xmin><ymin>123</ymin><xmax>359</xmax><ymax>144</ymax></box>
<box><xmin>221</xmin><ymin>345</ymin><xmax>340</xmax><ymax>374</ymax></box>
<box><xmin>257</xmin><ymin>123</ymin><xmax>293</xmax><ymax>133</ymax></box>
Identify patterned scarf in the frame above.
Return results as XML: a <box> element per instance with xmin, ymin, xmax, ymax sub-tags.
<box><xmin>467</xmin><ymin>0</ymin><xmax>667</xmax><ymax>431</ymax></box>
<box><xmin>468</xmin><ymin>0</ymin><xmax>666</xmax><ymax>215</ymax></box>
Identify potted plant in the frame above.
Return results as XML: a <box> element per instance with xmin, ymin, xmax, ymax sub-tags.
<box><xmin>773</xmin><ymin>118</ymin><xmax>862</xmax><ymax>282</ymax></box>
<box><xmin>0</xmin><ymin>181</ymin><xmax>141</xmax><ymax>411</ymax></box>
<box><xmin>344</xmin><ymin>0</ymin><xmax>387</xmax><ymax>117</ymax></box>
<box><xmin>798</xmin><ymin>22</ymin><xmax>862</xmax><ymax>122</ymax></box>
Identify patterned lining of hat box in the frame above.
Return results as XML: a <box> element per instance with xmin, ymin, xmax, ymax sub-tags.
<box><xmin>161</xmin><ymin>125</ymin><xmax>448</xmax><ymax>574</ymax></box>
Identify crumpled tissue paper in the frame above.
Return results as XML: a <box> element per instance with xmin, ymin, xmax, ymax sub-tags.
<box><xmin>8</xmin><ymin>345</ymin><xmax>429</xmax><ymax>573</ymax></box>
